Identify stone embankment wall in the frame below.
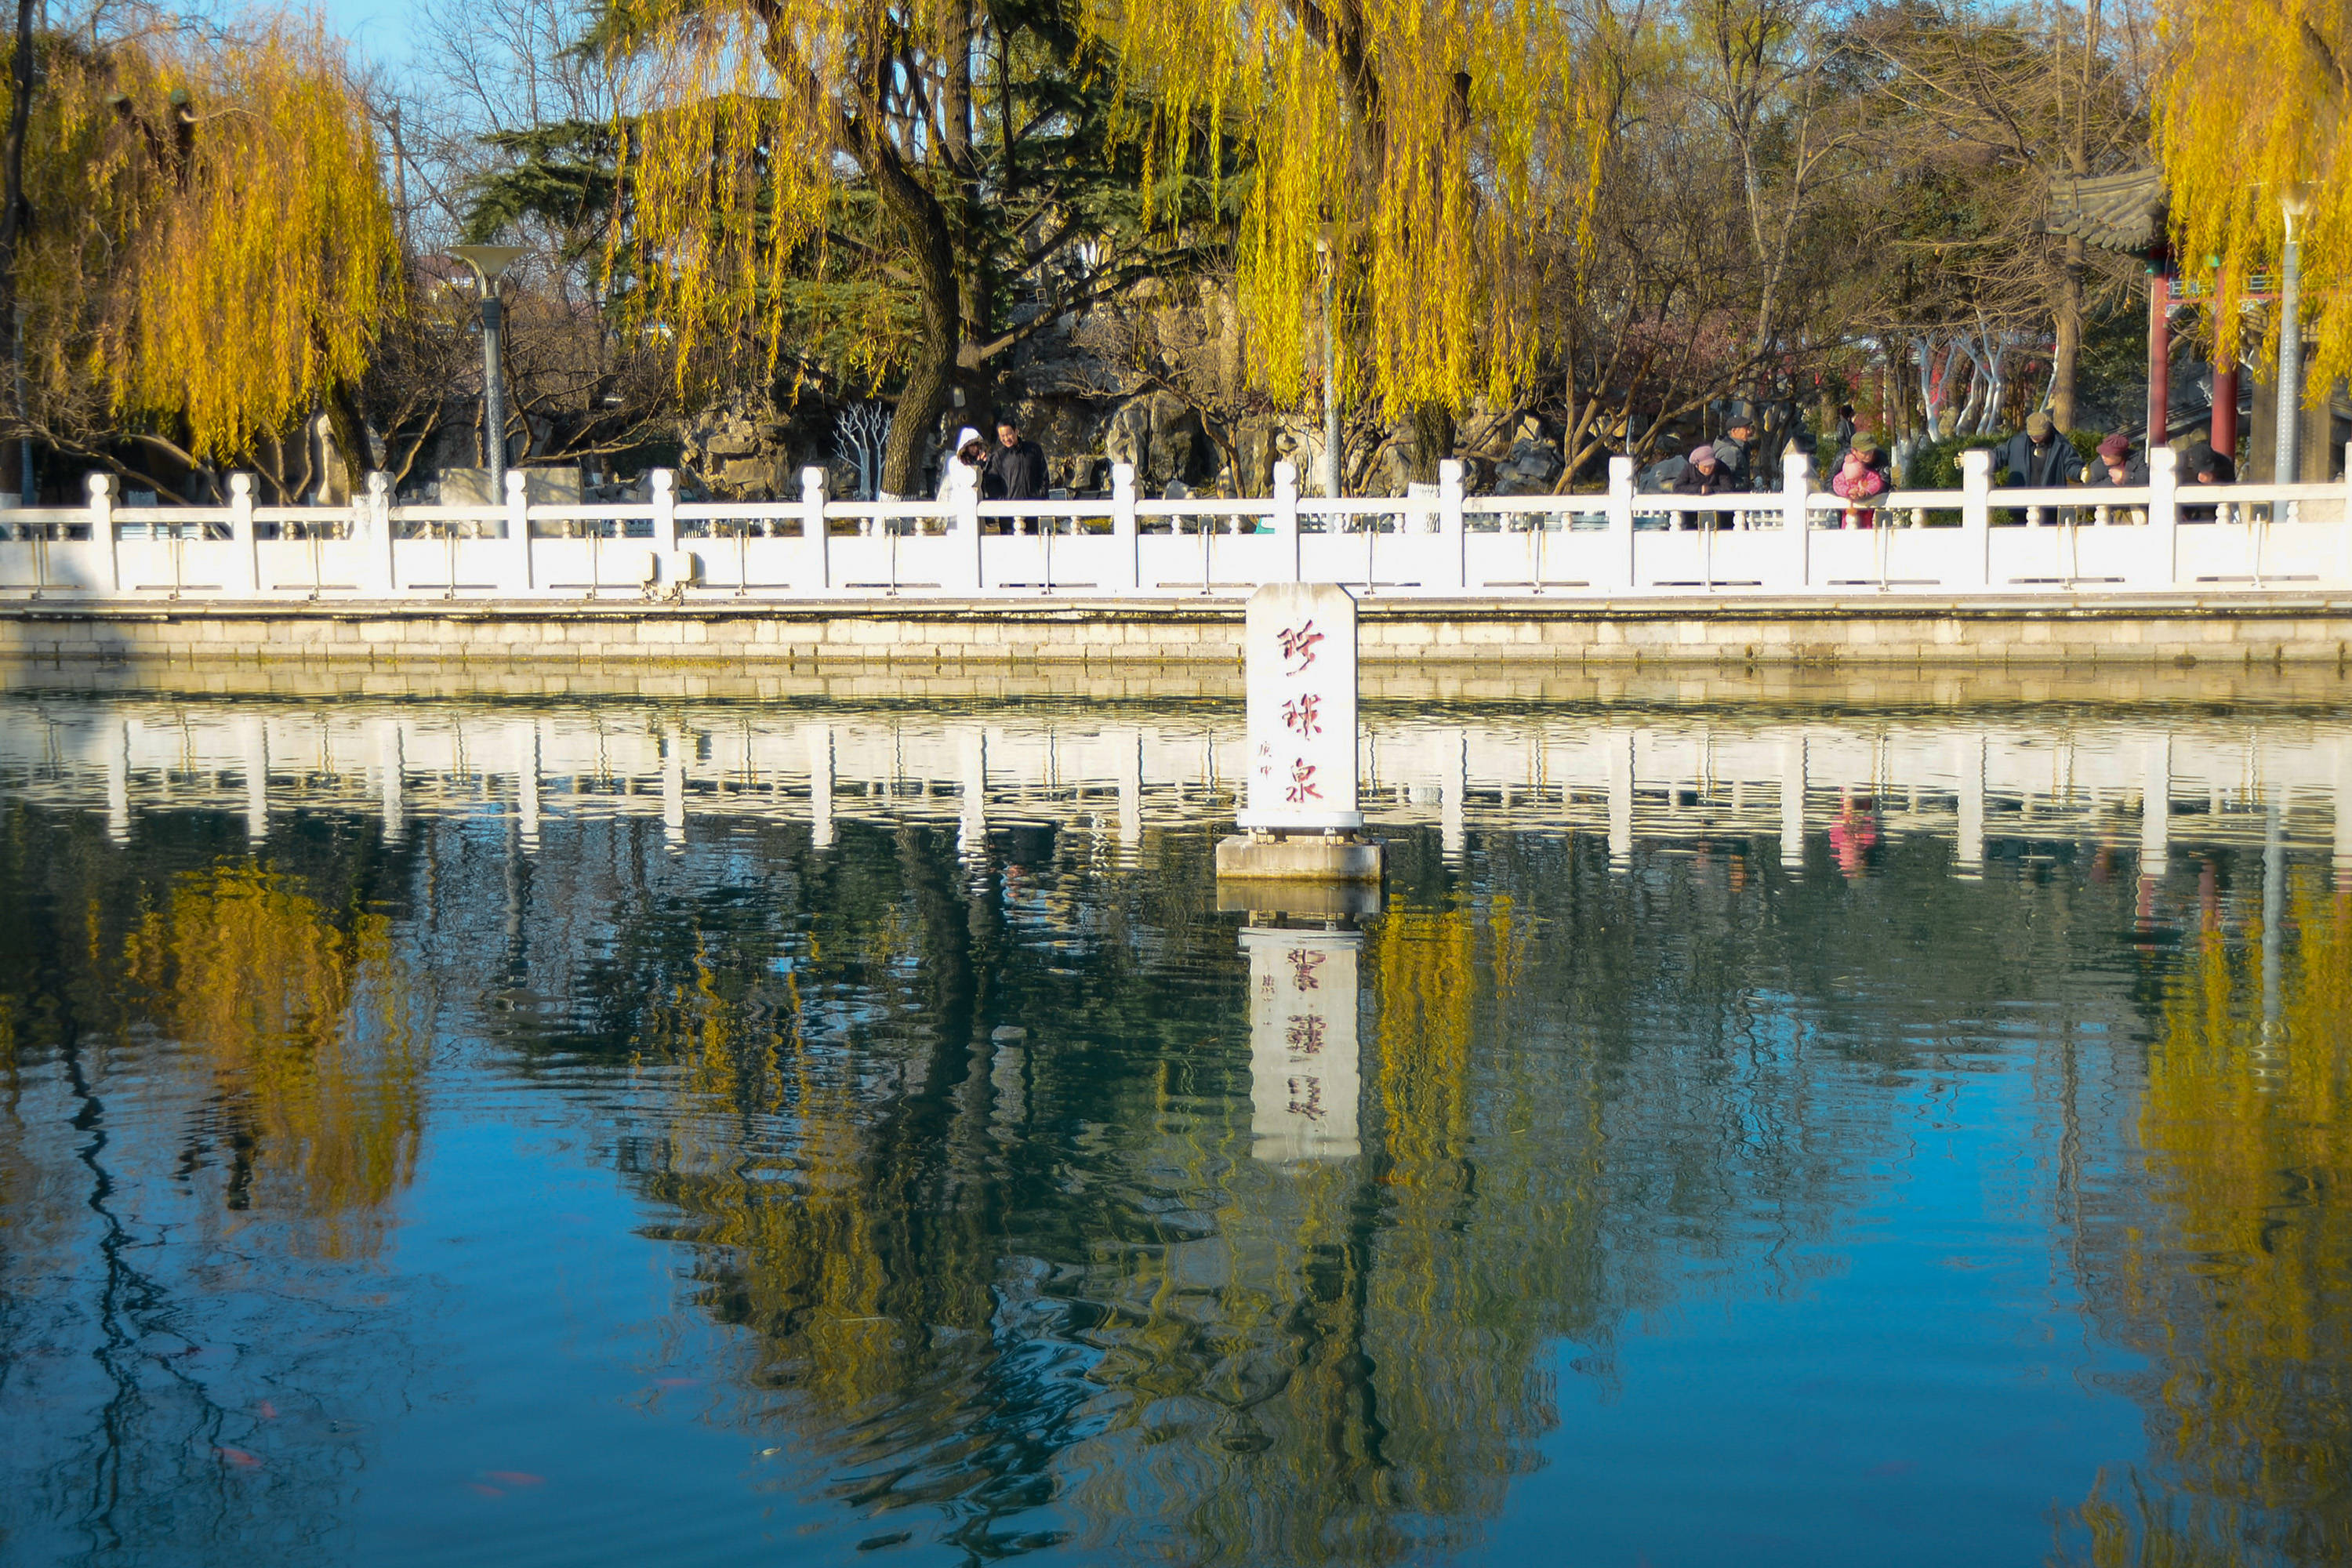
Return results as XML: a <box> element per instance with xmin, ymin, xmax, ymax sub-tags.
<box><xmin>7</xmin><ymin>597</ymin><xmax>2352</xmax><ymax>676</ymax></box>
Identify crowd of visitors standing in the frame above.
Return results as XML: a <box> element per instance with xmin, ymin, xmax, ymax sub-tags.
<box><xmin>1640</xmin><ymin>400</ymin><xmax>2240</xmax><ymax>529</ymax></box>
<box><xmin>931</xmin><ymin>402</ymin><xmax>2241</xmax><ymax>532</ymax></box>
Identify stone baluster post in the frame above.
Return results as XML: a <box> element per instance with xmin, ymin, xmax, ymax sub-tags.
<box><xmin>955</xmin><ymin>463</ymin><xmax>985</xmax><ymax>594</ymax></box>
<box><xmin>1272</xmin><ymin>459</ymin><xmax>1301</xmax><ymax>584</ymax></box>
<box><xmin>650</xmin><ymin>469</ymin><xmax>678</xmax><ymax>592</ymax></box>
<box><xmin>1780</xmin><ymin>449</ymin><xmax>1812</xmax><ymax>591</ymax></box>
<box><xmin>230</xmin><ymin>472</ymin><xmax>261</xmax><ymax>596</ymax></box>
<box><xmin>87</xmin><ymin>473</ymin><xmax>117</xmax><ymax>594</ymax></box>
<box><xmin>364</xmin><ymin>473</ymin><xmax>394</xmax><ymax>597</ymax></box>
<box><xmin>2143</xmin><ymin>445</ymin><xmax>2180</xmax><ymax>590</ymax></box>
<box><xmin>1606</xmin><ymin>456</ymin><xmax>1637</xmax><ymax>593</ymax></box>
<box><xmin>504</xmin><ymin>467</ymin><xmax>533</xmax><ymax>593</ymax></box>
<box><xmin>1112</xmin><ymin>462</ymin><xmax>1139</xmax><ymax>594</ymax></box>
<box><xmin>1959</xmin><ymin>448</ymin><xmax>1993</xmax><ymax>589</ymax></box>
<box><xmin>801</xmin><ymin>466</ymin><xmax>830</xmax><ymax>592</ymax></box>
<box><xmin>1438</xmin><ymin>459</ymin><xmax>1467</xmax><ymax>593</ymax></box>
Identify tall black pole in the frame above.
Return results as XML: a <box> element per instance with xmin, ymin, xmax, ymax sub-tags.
<box><xmin>481</xmin><ymin>289</ymin><xmax>506</xmax><ymax>488</ymax></box>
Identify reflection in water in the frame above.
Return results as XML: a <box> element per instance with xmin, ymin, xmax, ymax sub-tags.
<box><xmin>1244</xmin><ymin>924</ymin><xmax>1363</xmax><ymax>1163</ymax></box>
<box><xmin>0</xmin><ymin>812</ymin><xmax>421</xmax><ymax>1565</ymax></box>
<box><xmin>122</xmin><ymin>865</ymin><xmax>421</xmax><ymax>1258</ymax></box>
<box><xmin>2072</xmin><ymin>869</ymin><xmax>2352</xmax><ymax>1565</ymax></box>
<box><xmin>9</xmin><ymin>689</ymin><xmax>2352</xmax><ymax>1564</ymax></box>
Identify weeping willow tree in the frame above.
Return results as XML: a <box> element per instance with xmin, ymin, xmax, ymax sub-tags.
<box><xmin>0</xmin><ymin>23</ymin><xmax>396</xmax><ymax>500</ymax></box>
<box><xmin>599</xmin><ymin>0</ymin><xmax>1215</xmax><ymax>497</ymax></box>
<box><xmin>2158</xmin><ymin>0</ymin><xmax>2352</xmax><ymax>405</ymax></box>
<box><xmin>1077</xmin><ymin>0</ymin><xmax>1613</xmax><ymax>477</ymax></box>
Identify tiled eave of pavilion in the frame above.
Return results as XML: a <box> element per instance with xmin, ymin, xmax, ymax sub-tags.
<box><xmin>2047</xmin><ymin>167</ymin><xmax>2166</xmax><ymax>256</ymax></box>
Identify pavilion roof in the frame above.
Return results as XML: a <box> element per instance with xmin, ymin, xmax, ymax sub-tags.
<box><xmin>2047</xmin><ymin>168</ymin><xmax>2167</xmax><ymax>253</ymax></box>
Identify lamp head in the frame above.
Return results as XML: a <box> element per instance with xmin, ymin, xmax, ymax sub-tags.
<box><xmin>448</xmin><ymin>244</ymin><xmax>530</xmax><ymax>291</ymax></box>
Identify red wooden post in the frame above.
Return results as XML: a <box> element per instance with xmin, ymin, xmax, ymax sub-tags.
<box><xmin>2209</xmin><ymin>268</ymin><xmax>2238</xmax><ymax>461</ymax></box>
<box><xmin>2211</xmin><ymin>365</ymin><xmax>2238</xmax><ymax>460</ymax></box>
<box><xmin>2147</xmin><ymin>270</ymin><xmax>2172</xmax><ymax>449</ymax></box>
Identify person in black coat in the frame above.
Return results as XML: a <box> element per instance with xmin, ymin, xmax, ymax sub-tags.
<box><xmin>2179</xmin><ymin>439</ymin><xmax>2237</xmax><ymax>522</ymax></box>
<box><xmin>1998</xmin><ymin>411</ymin><xmax>2074</xmax><ymax>523</ymax></box>
<box><xmin>982</xmin><ymin>417</ymin><xmax>1048</xmax><ymax>532</ymax></box>
<box><xmin>1998</xmin><ymin>412</ymin><xmax>2074</xmax><ymax>488</ymax></box>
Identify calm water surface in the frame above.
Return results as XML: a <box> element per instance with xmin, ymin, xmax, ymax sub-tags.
<box><xmin>4</xmin><ymin>688</ymin><xmax>2351</xmax><ymax>1566</ymax></box>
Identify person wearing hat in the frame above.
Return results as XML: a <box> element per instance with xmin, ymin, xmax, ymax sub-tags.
<box><xmin>1997</xmin><ymin>411</ymin><xmax>2074</xmax><ymax>524</ymax></box>
<box><xmin>2084</xmin><ymin>431</ymin><xmax>2149</xmax><ymax>524</ymax></box>
<box><xmin>2084</xmin><ymin>432</ymin><xmax>2147</xmax><ymax>488</ymax></box>
<box><xmin>1670</xmin><ymin>439</ymin><xmax>1743</xmax><ymax>528</ymax></box>
<box><xmin>1999</xmin><ymin>412</ymin><xmax>2074</xmax><ymax>489</ymax></box>
<box><xmin>1712</xmin><ymin>414</ymin><xmax>1759</xmax><ymax>492</ymax></box>
<box><xmin>2177</xmin><ymin>437</ymin><xmax>2237</xmax><ymax>522</ymax></box>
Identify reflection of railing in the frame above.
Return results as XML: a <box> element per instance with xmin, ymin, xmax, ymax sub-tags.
<box><xmin>12</xmin><ymin>699</ymin><xmax>2352</xmax><ymax>887</ymax></box>
<box><xmin>6</xmin><ymin>445</ymin><xmax>2352</xmax><ymax>602</ymax></box>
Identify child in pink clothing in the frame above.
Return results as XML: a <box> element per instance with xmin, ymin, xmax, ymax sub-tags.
<box><xmin>1831</xmin><ymin>441</ymin><xmax>1887</xmax><ymax>528</ymax></box>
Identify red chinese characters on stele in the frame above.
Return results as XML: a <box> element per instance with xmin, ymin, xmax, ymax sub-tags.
<box><xmin>1243</xmin><ymin>583</ymin><xmax>1359</xmax><ymax>830</ymax></box>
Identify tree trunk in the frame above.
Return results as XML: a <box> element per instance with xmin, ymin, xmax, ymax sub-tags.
<box><xmin>0</xmin><ymin>0</ymin><xmax>35</xmax><ymax>452</ymax></box>
<box><xmin>324</xmin><ymin>381</ymin><xmax>371</xmax><ymax>500</ymax></box>
<box><xmin>884</xmin><ymin>347</ymin><xmax>953</xmax><ymax>499</ymax></box>
<box><xmin>2051</xmin><ymin>234</ymin><xmax>2084</xmax><ymax>431</ymax></box>
<box><xmin>1407</xmin><ymin>401</ymin><xmax>1454</xmax><ymax>485</ymax></box>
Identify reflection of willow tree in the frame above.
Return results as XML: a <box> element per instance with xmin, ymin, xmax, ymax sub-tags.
<box><xmin>2074</xmin><ymin>873</ymin><xmax>2352</xmax><ymax>1566</ymax></box>
<box><xmin>621</xmin><ymin>818</ymin><xmax>2003</xmax><ymax>1562</ymax></box>
<box><xmin>0</xmin><ymin>802</ymin><xmax>419</xmax><ymax>1565</ymax></box>
<box><xmin>623</xmin><ymin>810</ymin><xmax>1624</xmax><ymax>1563</ymax></box>
<box><xmin>122</xmin><ymin>864</ymin><xmax>420</xmax><ymax>1258</ymax></box>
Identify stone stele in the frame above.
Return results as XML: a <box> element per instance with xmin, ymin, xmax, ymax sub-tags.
<box><xmin>1217</xmin><ymin>581</ymin><xmax>1384</xmax><ymax>883</ymax></box>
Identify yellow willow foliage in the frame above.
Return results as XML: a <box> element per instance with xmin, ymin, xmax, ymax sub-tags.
<box><xmin>120</xmin><ymin>864</ymin><xmax>421</xmax><ymax>1259</ymax></box>
<box><xmin>2</xmin><ymin>25</ymin><xmax>395</xmax><ymax>461</ymax></box>
<box><xmin>604</xmin><ymin>0</ymin><xmax>928</xmax><ymax>394</ymax></box>
<box><xmin>1080</xmin><ymin>0</ymin><xmax>1609</xmax><ymax>414</ymax></box>
<box><xmin>2158</xmin><ymin>0</ymin><xmax>2352</xmax><ymax>393</ymax></box>
<box><xmin>2083</xmin><ymin>877</ymin><xmax>2352</xmax><ymax>1559</ymax></box>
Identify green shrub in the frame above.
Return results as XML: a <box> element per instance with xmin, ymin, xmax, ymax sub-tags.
<box><xmin>1901</xmin><ymin>433</ymin><xmax>2006</xmax><ymax>490</ymax></box>
<box><xmin>2064</xmin><ymin>428</ymin><xmax>2101</xmax><ymax>478</ymax></box>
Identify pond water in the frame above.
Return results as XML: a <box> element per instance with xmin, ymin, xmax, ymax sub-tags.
<box><xmin>5</xmin><ymin>684</ymin><xmax>2352</xmax><ymax>1566</ymax></box>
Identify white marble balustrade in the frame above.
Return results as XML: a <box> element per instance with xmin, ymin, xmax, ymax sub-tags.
<box><xmin>5</xmin><ymin>447</ymin><xmax>2350</xmax><ymax>603</ymax></box>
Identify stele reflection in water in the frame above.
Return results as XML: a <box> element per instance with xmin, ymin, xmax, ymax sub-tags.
<box><xmin>1243</xmin><ymin>922</ymin><xmax>1364</xmax><ymax>1163</ymax></box>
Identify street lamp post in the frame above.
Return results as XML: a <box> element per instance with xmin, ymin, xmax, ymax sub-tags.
<box><xmin>2275</xmin><ymin>187</ymin><xmax>2311</xmax><ymax>485</ymax></box>
<box><xmin>1316</xmin><ymin>231</ymin><xmax>1341</xmax><ymax>501</ymax></box>
<box><xmin>448</xmin><ymin>245</ymin><xmax>529</xmax><ymax>491</ymax></box>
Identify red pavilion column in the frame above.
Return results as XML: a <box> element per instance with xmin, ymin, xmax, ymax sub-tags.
<box><xmin>2147</xmin><ymin>269</ymin><xmax>2172</xmax><ymax>448</ymax></box>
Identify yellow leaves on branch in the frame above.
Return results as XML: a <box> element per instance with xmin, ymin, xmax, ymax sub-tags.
<box><xmin>1079</xmin><ymin>0</ymin><xmax>1610</xmax><ymax>416</ymax></box>
<box><xmin>604</xmin><ymin>0</ymin><xmax>918</xmax><ymax>394</ymax></box>
<box><xmin>7</xmin><ymin>24</ymin><xmax>395</xmax><ymax>462</ymax></box>
<box><xmin>2159</xmin><ymin>0</ymin><xmax>2352</xmax><ymax>395</ymax></box>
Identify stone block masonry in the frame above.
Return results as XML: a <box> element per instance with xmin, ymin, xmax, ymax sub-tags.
<box><xmin>5</xmin><ymin>594</ymin><xmax>2352</xmax><ymax>673</ymax></box>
